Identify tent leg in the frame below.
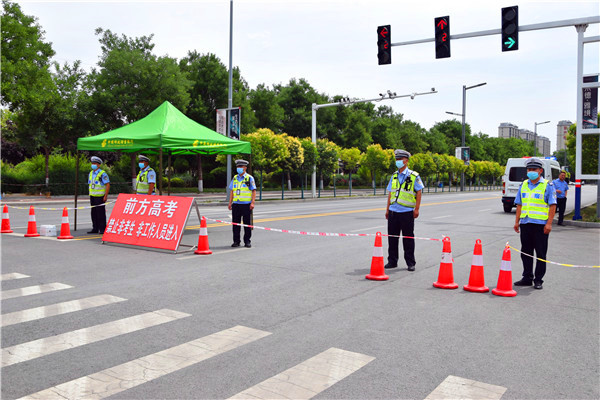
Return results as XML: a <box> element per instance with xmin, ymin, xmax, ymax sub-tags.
<box><xmin>167</xmin><ymin>151</ymin><xmax>172</xmax><ymax>196</ymax></box>
<box><xmin>74</xmin><ymin>151</ymin><xmax>79</xmax><ymax>231</ymax></box>
<box><xmin>159</xmin><ymin>148</ymin><xmax>164</xmax><ymax>195</ymax></box>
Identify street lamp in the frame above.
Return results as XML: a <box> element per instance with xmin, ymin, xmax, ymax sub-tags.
<box><xmin>534</xmin><ymin>120</ymin><xmax>550</xmax><ymax>157</ymax></box>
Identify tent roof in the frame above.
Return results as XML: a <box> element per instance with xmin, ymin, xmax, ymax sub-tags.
<box><xmin>77</xmin><ymin>101</ymin><xmax>250</xmax><ymax>155</ymax></box>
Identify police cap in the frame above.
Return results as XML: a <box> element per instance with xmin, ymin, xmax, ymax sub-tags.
<box><xmin>235</xmin><ymin>159</ymin><xmax>249</xmax><ymax>167</ymax></box>
<box><xmin>394</xmin><ymin>149</ymin><xmax>411</xmax><ymax>159</ymax></box>
<box><xmin>525</xmin><ymin>158</ymin><xmax>543</xmax><ymax>169</ymax></box>
<box><xmin>138</xmin><ymin>155</ymin><xmax>150</xmax><ymax>163</ymax></box>
<box><xmin>90</xmin><ymin>156</ymin><xmax>103</xmax><ymax>164</ymax></box>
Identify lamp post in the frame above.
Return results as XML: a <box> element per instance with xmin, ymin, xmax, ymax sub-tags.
<box><xmin>446</xmin><ymin>82</ymin><xmax>486</xmax><ymax>191</ymax></box>
<box><xmin>534</xmin><ymin>120</ymin><xmax>550</xmax><ymax>157</ymax></box>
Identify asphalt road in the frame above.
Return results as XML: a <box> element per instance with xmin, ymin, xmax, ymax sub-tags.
<box><xmin>1</xmin><ymin>187</ymin><xmax>599</xmax><ymax>399</ymax></box>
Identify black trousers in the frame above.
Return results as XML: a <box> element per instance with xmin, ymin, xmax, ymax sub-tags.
<box><xmin>519</xmin><ymin>223</ymin><xmax>549</xmax><ymax>284</ymax></box>
<box><xmin>387</xmin><ymin>210</ymin><xmax>416</xmax><ymax>267</ymax></box>
<box><xmin>90</xmin><ymin>196</ymin><xmax>106</xmax><ymax>233</ymax></box>
<box><xmin>232</xmin><ymin>203</ymin><xmax>252</xmax><ymax>244</ymax></box>
<box><xmin>556</xmin><ymin>198</ymin><xmax>567</xmax><ymax>223</ymax></box>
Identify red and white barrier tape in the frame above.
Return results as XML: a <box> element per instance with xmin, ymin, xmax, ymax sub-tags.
<box><xmin>1</xmin><ymin>202</ymin><xmax>114</xmax><ymax>211</ymax></box>
<box><xmin>507</xmin><ymin>245</ymin><xmax>599</xmax><ymax>269</ymax></box>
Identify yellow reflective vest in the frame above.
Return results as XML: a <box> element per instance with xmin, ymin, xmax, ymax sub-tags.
<box><xmin>231</xmin><ymin>174</ymin><xmax>253</xmax><ymax>202</ymax></box>
<box><xmin>136</xmin><ymin>168</ymin><xmax>155</xmax><ymax>194</ymax></box>
<box><xmin>390</xmin><ymin>170</ymin><xmax>419</xmax><ymax>208</ymax></box>
<box><xmin>520</xmin><ymin>179</ymin><xmax>549</xmax><ymax>221</ymax></box>
<box><xmin>88</xmin><ymin>169</ymin><xmax>108</xmax><ymax>197</ymax></box>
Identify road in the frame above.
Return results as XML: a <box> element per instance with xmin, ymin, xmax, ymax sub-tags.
<box><xmin>1</xmin><ymin>187</ymin><xmax>599</xmax><ymax>399</ymax></box>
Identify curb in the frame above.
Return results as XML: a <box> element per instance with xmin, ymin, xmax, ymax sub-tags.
<box><xmin>558</xmin><ymin>219</ymin><xmax>600</xmax><ymax>229</ymax></box>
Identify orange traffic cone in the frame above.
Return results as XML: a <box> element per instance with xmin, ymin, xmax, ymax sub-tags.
<box><xmin>24</xmin><ymin>206</ymin><xmax>40</xmax><ymax>237</ymax></box>
<box><xmin>194</xmin><ymin>216</ymin><xmax>212</xmax><ymax>255</ymax></box>
<box><xmin>492</xmin><ymin>245</ymin><xmax>517</xmax><ymax>297</ymax></box>
<box><xmin>1</xmin><ymin>205</ymin><xmax>14</xmax><ymax>233</ymax></box>
<box><xmin>57</xmin><ymin>207</ymin><xmax>74</xmax><ymax>239</ymax></box>
<box><xmin>463</xmin><ymin>239</ymin><xmax>489</xmax><ymax>293</ymax></box>
<box><xmin>366</xmin><ymin>232</ymin><xmax>389</xmax><ymax>281</ymax></box>
<box><xmin>433</xmin><ymin>236</ymin><xmax>458</xmax><ymax>289</ymax></box>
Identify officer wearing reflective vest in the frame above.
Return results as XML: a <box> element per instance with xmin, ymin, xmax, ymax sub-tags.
<box><xmin>513</xmin><ymin>158</ymin><xmax>557</xmax><ymax>290</ymax></box>
<box><xmin>228</xmin><ymin>159</ymin><xmax>256</xmax><ymax>248</ymax></box>
<box><xmin>136</xmin><ymin>155</ymin><xmax>156</xmax><ymax>195</ymax></box>
<box><xmin>385</xmin><ymin>149</ymin><xmax>423</xmax><ymax>271</ymax></box>
<box><xmin>88</xmin><ymin>156</ymin><xmax>110</xmax><ymax>234</ymax></box>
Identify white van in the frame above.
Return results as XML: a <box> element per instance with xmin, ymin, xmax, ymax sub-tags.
<box><xmin>501</xmin><ymin>157</ymin><xmax>561</xmax><ymax>213</ymax></box>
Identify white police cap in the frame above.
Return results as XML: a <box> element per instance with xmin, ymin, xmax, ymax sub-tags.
<box><xmin>138</xmin><ymin>155</ymin><xmax>150</xmax><ymax>162</ymax></box>
<box><xmin>90</xmin><ymin>156</ymin><xmax>102</xmax><ymax>164</ymax></box>
<box><xmin>525</xmin><ymin>158</ymin><xmax>543</xmax><ymax>169</ymax></box>
<box><xmin>235</xmin><ymin>159</ymin><xmax>249</xmax><ymax>167</ymax></box>
<box><xmin>394</xmin><ymin>149</ymin><xmax>411</xmax><ymax>159</ymax></box>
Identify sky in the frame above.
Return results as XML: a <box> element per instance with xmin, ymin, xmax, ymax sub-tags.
<box><xmin>15</xmin><ymin>0</ymin><xmax>600</xmax><ymax>153</ymax></box>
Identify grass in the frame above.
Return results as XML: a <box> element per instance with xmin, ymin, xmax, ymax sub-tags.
<box><xmin>564</xmin><ymin>203</ymin><xmax>600</xmax><ymax>223</ymax></box>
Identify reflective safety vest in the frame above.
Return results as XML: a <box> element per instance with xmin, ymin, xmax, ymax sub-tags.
<box><xmin>136</xmin><ymin>168</ymin><xmax>155</xmax><ymax>194</ymax></box>
<box><xmin>520</xmin><ymin>179</ymin><xmax>549</xmax><ymax>221</ymax></box>
<box><xmin>231</xmin><ymin>174</ymin><xmax>253</xmax><ymax>202</ymax></box>
<box><xmin>390</xmin><ymin>170</ymin><xmax>419</xmax><ymax>208</ymax></box>
<box><xmin>88</xmin><ymin>170</ymin><xmax>108</xmax><ymax>197</ymax></box>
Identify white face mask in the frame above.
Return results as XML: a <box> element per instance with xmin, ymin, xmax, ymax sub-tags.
<box><xmin>396</xmin><ymin>160</ymin><xmax>404</xmax><ymax>169</ymax></box>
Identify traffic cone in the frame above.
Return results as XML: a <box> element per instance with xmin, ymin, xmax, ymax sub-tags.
<box><xmin>433</xmin><ymin>236</ymin><xmax>458</xmax><ymax>289</ymax></box>
<box><xmin>194</xmin><ymin>216</ymin><xmax>212</xmax><ymax>255</ymax></box>
<box><xmin>492</xmin><ymin>245</ymin><xmax>517</xmax><ymax>297</ymax></box>
<box><xmin>57</xmin><ymin>207</ymin><xmax>74</xmax><ymax>239</ymax></box>
<box><xmin>463</xmin><ymin>239</ymin><xmax>489</xmax><ymax>292</ymax></box>
<box><xmin>1</xmin><ymin>205</ymin><xmax>14</xmax><ymax>233</ymax></box>
<box><xmin>24</xmin><ymin>206</ymin><xmax>40</xmax><ymax>237</ymax></box>
<box><xmin>366</xmin><ymin>232</ymin><xmax>389</xmax><ymax>281</ymax></box>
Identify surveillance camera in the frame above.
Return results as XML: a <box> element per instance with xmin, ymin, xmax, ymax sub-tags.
<box><xmin>379</xmin><ymin>93</ymin><xmax>384</xmax><ymax>97</ymax></box>
<box><xmin>431</xmin><ymin>87</ymin><xmax>435</xmax><ymax>92</ymax></box>
<box><xmin>393</xmin><ymin>92</ymin><xmax>397</xmax><ymax>96</ymax></box>
<box><xmin>387</xmin><ymin>90</ymin><xmax>392</xmax><ymax>95</ymax></box>
<box><xmin>410</xmin><ymin>95</ymin><xmax>415</xmax><ymax>100</ymax></box>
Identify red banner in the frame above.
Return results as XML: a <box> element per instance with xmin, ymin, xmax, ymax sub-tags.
<box><xmin>102</xmin><ymin>194</ymin><xmax>194</xmax><ymax>251</ymax></box>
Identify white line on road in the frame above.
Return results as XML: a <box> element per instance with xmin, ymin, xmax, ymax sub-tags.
<box><xmin>432</xmin><ymin>215</ymin><xmax>452</xmax><ymax>219</ymax></box>
<box><xmin>2</xmin><ymin>309</ymin><xmax>190</xmax><ymax>367</ymax></box>
<box><xmin>252</xmin><ymin>209</ymin><xmax>294</xmax><ymax>215</ymax></box>
<box><xmin>425</xmin><ymin>375</ymin><xmax>506</xmax><ymax>400</ymax></box>
<box><xmin>350</xmin><ymin>226</ymin><xmax>385</xmax><ymax>232</ymax></box>
<box><xmin>176</xmin><ymin>248</ymin><xmax>249</xmax><ymax>260</ymax></box>
<box><xmin>1</xmin><ymin>283</ymin><xmax>72</xmax><ymax>300</ymax></box>
<box><xmin>228</xmin><ymin>347</ymin><xmax>375</xmax><ymax>400</ymax></box>
<box><xmin>0</xmin><ymin>273</ymin><xmax>30</xmax><ymax>281</ymax></box>
<box><xmin>1</xmin><ymin>294</ymin><xmax>127</xmax><ymax>327</ymax></box>
<box><xmin>19</xmin><ymin>325</ymin><xmax>271</xmax><ymax>400</ymax></box>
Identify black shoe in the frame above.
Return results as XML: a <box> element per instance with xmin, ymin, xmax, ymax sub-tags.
<box><xmin>231</xmin><ymin>242</ymin><xmax>240</xmax><ymax>247</ymax></box>
<box><xmin>407</xmin><ymin>265</ymin><xmax>415</xmax><ymax>271</ymax></box>
<box><xmin>244</xmin><ymin>243</ymin><xmax>251</xmax><ymax>248</ymax></box>
<box><xmin>87</xmin><ymin>230</ymin><xmax>98</xmax><ymax>234</ymax></box>
<box><xmin>534</xmin><ymin>283</ymin><xmax>543</xmax><ymax>290</ymax></box>
<box><xmin>557</xmin><ymin>222</ymin><xmax>564</xmax><ymax>226</ymax></box>
<box><xmin>514</xmin><ymin>279</ymin><xmax>533</xmax><ymax>286</ymax></box>
<box><xmin>384</xmin><ymin>263</ymin><xmax>397</xmax><ymax>269</ymax></box>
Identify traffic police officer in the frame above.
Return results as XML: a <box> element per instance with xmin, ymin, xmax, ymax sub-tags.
<box><xmin>385</xmin><ymin>149</ymin><xmax>423</xmax><ymax>271</ymax></box>
<box><xmin>513</xmin><ymin>158</ymin><xmax>557</xmax><ymax>290</ymax></box>
<box><xmin>136</xmin><ymin>155</ymin><xmax>156</xmax><ymax>195</ymax></box>
<box><xmin>88</xmin><ymin>156</ymin><xmax>110</xmax><ymax>234</ymax></box>
<box><xmin>553</xmin><ymin>170</ymin><xmax>569</xmax><ymax>225</ymax></box>
<box><xmin>228</xmin><ymin>159</ymin><xmax>256</xmax><ymax>248</ymax></box>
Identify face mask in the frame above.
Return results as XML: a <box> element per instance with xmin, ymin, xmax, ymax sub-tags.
<box><xmin>237</xmin><ymin>168</ymin><xmax>244</xmax><ymax>175</ymax></box>
<box><xmin>139</xmin><ymin>163</ymin><xmax>145</xmax><ymax>169</ymax></box>
<box><xmin>527</xmin><ymin>171</ymin><xmax>539</xmax><ymax>180</ymax></box>
<box><xmin>91</xmin><ymin>164</ymin><xmax>98</xmax><ymax>170</ymax></box>
<box><xmin>396</xmin><ymin>160</ymin><xmax>404</xmax><ymax>169</ymax></box>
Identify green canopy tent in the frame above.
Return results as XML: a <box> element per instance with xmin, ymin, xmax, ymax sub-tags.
<box><xmin>74</xmin><ymin>101</ymin><xmax>251</xmax><ymax>228</ymax></box>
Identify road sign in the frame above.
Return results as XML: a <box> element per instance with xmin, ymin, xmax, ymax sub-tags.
<box><xmin>377</xmin><ymin>25</ymin><xmax>391</xmax><ymax>65</ymax></box>
<box><xmin>434</xmin><ymin>16</ymin><xmax>450</xmax><ymax>59</ymax></box>
<box><xmin>502</xmin><ymin>6</ymin><xmax>519</xmax><ymax>51</ymax></box>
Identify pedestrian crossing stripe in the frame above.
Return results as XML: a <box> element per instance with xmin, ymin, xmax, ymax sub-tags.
<box><xmin>0</xmin><ymin>273</ymin><xmax>30</xmax><ymax>281</ymax></box>
<box><xmin>2</xmin><ymin>309</ymin><xmax>190</xmax><ymax>367</ymax></box>
<box><xmin>18</xmin><ymin>325</ymin><xmax>271</xmax><ymax>400</ymax></box>
<box><xmin>1</xmin><ymin>283</ymin><xmax>72</xmax><ymax>300</ymax></box>
<box><xmin>228</xmin><ymin>347</ymin><xmax>375</xmax><ymax>400</ymax></box>
<box><xmin>1</xmin><ymin>294</ymin><xmax>127</xmax><ymax>327</ymax></box>
<box><xmin>425</xmin><ymin>375</ymin><xmax>507</xmax><ymax>399</ymax></box>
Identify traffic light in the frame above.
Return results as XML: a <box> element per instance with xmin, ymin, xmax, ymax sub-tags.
<box><xmin>377</xmin><ymin>25</ymin><xmax>391</xmax><ymax>65</ymax></box>
<box><xmin>434</xmin><ymin>16</ymin><xmax>450</xmax><ymax>59</ymax></box>
<box><xmin>501</xmin><ymin>6</ymin><xmax>519</xmax><ymax>51</ymax></box>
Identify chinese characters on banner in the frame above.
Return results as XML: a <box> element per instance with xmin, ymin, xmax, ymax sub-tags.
<box><xmin>102</xmin><ymin>194</ymin><xmax>194</xmax><ymax>251</ymax></box>
<box><xmin>216</xmin><ymin>109</ymin><xmax>227</xmax><ymax>135</ymax></box>
<box><xmin>582</xmin><ymin>75</ymin><xmax>599</xmax><ymax>129</ymax></box>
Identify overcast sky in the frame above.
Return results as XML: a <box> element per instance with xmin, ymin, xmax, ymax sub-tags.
<box><xmin>16</xmin><ymin>0</ymin><xmax>600</xmax><ymax>152</ymax></box>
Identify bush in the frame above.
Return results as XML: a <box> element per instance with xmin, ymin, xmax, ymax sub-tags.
<box><xmin>170</xmin><ymin>177</ymin><xmax>185</xmax><ymax>187</ymax></box>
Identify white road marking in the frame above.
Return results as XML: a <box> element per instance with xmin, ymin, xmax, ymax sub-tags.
<box><xmin>19</xmin><ymin>325</ymin><xmax>271</xmax><ymax>400</ymax></box>
<box><xmin>1</xmin><ymin>283</ymin><xmax>72</xmax><ymax>300</ymax></box>
<box><xmin>1</xmin><ymin>294</ymin><xmax>127</xmax><ymax>327</ymax></box>
<box><xmin>425</xmin><ymin>375</ymin><xmax>507</xmax><ymax>400</ymax></box>
<box><xmin>2</xmin><ymin>309</ymin><xmax>190</xmax><ymax>367</ymax></box>
<box><xmin>0</xmin><ymin>273</ymin><xmax>30</xmax><ymax>281</ymax></box>
<box><xmin>176</xmin><ymin>247</ymin><xmax>248</xmax><ymax>260</ymax></box>
<box><xmin>252</xmin><ymin>209</ymin><xmax>293</xmax><ymax>215</ymax></box>
<box><xmin>228</xmin><ymin>347</ymin><xmax>375</xmax><ymax>400</ymax></box>
<box><xmin>432</xmin><ymin>215</ymin><xmax>452</xmax><ymax>219</ymax></box>
<box><xmin>350</xmin><ymin>225</ymin><xmax>385</xmax><ymax>232</ymax></box>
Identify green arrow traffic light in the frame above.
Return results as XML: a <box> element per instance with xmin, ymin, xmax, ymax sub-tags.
<box><xmin>504</xmin><ymin>37</ymin><xmax>516</xmax><ymax>48</ymax></box>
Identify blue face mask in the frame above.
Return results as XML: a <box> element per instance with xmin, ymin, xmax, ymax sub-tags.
<box><xmin>91</xmin><ymin>164</ymin><xmax>98</xmax><ymax>170</ymax></box>
<box><xmin>237</xmin><ymin>168</ymin><xmax>244</xmax><ymax>175</ymax></box>
<box><xmin>527</xmin><ymin>171</ymin><xmax>539</xmax><ymax>180</ymax></box>
<box><xmin>396</xmin><ymin>160</ymin><xmax>404</xmax><ymax>169</ymax></box>
<box><xmin>139</xmin><ymin>163</ymin><xmax>145</xmax><ymax>169</ymax></box>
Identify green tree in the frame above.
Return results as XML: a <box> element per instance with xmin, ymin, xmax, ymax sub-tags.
<box><xmin>280</xmin><ymin>133</ymin><xmax>304</xmax><ymax>190</ymax></box>
<box><xmin>432</xmin><ymin>153</ymin><xmax>449</xmax><ymax>185</ymax></box>
<box><xmin>566</xmin><ymin>119</ymin><xmax>599</xmax><ymax>176</ymax></box>
<box><xmin>342</xmin><ymin>110</ymin><xmax>372</xmax><ymax>151</ymax></box>
<box><xmin>316</xmin><ymin>139</ymin><xmax>340</xmax><ymax>189</ymax></box>
<box><xmin>362</xmin><ymin>144</ymin><xmax>389</xmax><ymax>188</ymax></box>
<box><xmin>409</xmin><ymin>152</ymin><xmax>436</xmax><ymax>186</ymax></box>
<box><xmin>249</xmin><ymin>83</ymin><xmax>284</xmax><ymax>133</ymax></box>
<box><xmin>299</xmin><ymin>138</ymin><xmax>317</xmax><ymax>189</ymax></box>
<box><xmin>274</xmin><ymin>78</ymin><xmax>323</xmax><ymax>138</ymax></box>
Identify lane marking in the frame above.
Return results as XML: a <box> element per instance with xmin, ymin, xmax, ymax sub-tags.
<box><xmin>425</xmin><ymin>375</ymin><xmax>507</xmax><ymax>400</ymax></box>
<box><xmin>2</xmin><ymin>309</ymin><xmax>190</xmax><ymax>367</ymax></box>
<box><xmin>19</xmin><ymin>325</ymin><xmax>271</xmax><ymax>400</ymax></box>
<box><xmin>350</xmin><ymin>225</ymin><xmax>385</xmax><ymax>232</ymax></box>
<box><xmin>432</xmin><ymin>215</ymin><xmax>452</xmax><ymax>220</ymax></box>
<box><xmin>1</xmin><ymin>273</ymin><xmax>30</xmax><ymax>281</ymax></box>
<box><xmin>1</xmin><ymin>283</ymin><xmax>72</xmax><ymax>300</ymax></box>
<box><xmin>1</xmin><ymin>294</ymin><xmax>127</xmax><ymax>327</ymax></box>
<box><xmin>176</xmin><ymin>247</ymin><xmax>248</xmax><ymax>260</ymax></box>
<box><xmin>252</xmin><ymin>209</ymin><xmax>294</xmax><ymax>215</ymax></box>
<box><xmin>228</xmin><ymin>347</ymin><xmax>375</xmax><ymax>400</ymax></box>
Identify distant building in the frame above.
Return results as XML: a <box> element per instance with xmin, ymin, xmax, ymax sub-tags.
<box><xmin>556</xmin><ymin>120</ymin><xmax>572</xmax><ymax>151</ymax></box>
<box><xmin>497</xmin><ymin>122</ymin><xmax>551</xmax><ymax>157</ymax></box>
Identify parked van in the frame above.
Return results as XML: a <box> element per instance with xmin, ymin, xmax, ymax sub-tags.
<box><xmin>501</xmin><ymin>157</ymin><xmax>561</xmax><ymax>212</ymax></box>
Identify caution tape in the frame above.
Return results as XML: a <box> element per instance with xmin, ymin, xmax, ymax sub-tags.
<box><xmin>203</xmin><ymin>217</ymin><xmax>441</xmax><ymax>241</ymax></box>
<box><xmin>507</xmin><ymin>245</ymin><xmax>600</xmax><ymax>269</ymax></box>
<box><xmin>0</xmin><ymin>201</ymin><xmax>114</xmax><ymax>211</ymax></box>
